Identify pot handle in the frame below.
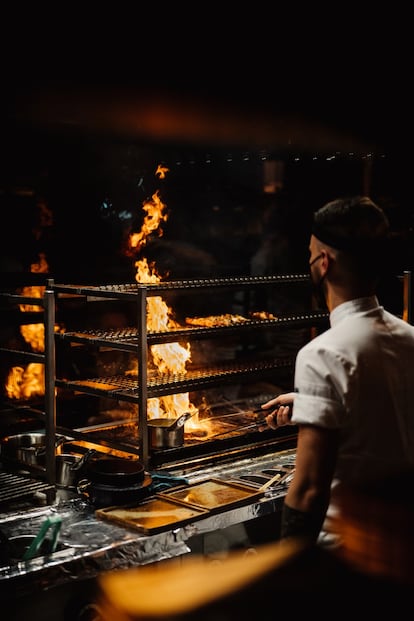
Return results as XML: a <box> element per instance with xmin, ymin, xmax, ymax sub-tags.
<box><xmin>35</xmin><ymin>435</ymin><xmax>68</xmax><ymax>457</ymax></box>
<box><xmin>77</xmin><ymin>478</ymin><xmax>91</xmax><ymax>499</ymax></box>
<box><xmin>70</xmin><ymin>448</ymin><xmax>96</xmax><ymax>472</ymax></box>
<box><xmin>170</xmin><ymin>412</ymin><xmax>193</xmax><ymax>430</ymax></box>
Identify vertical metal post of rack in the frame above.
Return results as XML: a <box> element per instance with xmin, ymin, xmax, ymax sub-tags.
<box><xmin>44</xmin><ymin>279</ymin><xmax>57</xmax><ymax>486</ymax></box>
<box><xmin>402</xmin><ymin>271</ymin><xmax>412</xmax><ymax>324</ymax></box>
<box><xmin>137</xmin><ymin>285</ymin><xmax>149</xmax><ymax>469</ymax></box>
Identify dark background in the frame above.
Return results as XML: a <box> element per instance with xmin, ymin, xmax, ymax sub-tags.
<box><xmin>1</xmin><ymin>15</ymin><xmax>412</xmax><ymax>286</ymax></box>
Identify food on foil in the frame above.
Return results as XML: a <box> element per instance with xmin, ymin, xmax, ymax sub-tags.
<box><xmin>185</xmin><ymin>314</ymin><xmax>249</xmax><ymax>327</ymax></box>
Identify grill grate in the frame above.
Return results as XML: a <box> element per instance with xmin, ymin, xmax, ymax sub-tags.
<box><xmin>55</xmin><ymin>358</ymin><xmax>295</xmax><ymax>402</ymax></box>
<box><xmin>55</xmin><ymin>311</ymin><xmax>329</xmax><ymax>351</ymax></box>
<box><xmin>0</xmin><ymin>471</ymin><xmax>55</xmax><ymax>507</ymax></box>
<box><xmin>51</xmin><ymin>274</ymin><xmax>312</xmax><ymax>298</ymax></box>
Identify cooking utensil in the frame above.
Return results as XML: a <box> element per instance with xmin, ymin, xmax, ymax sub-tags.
<box><xmin>148</xmin><ymin>419</ymin><xmax>184</xmax><ymax>448</ymax></box>
<box><xmin>56</xmin><ymin>449</ymin><xmax>96</xmax><ymax>488</ymax></box>
<box><xmin>260</xmin><ymin>469</ymin><xmax>295</xmax><ymax>491</ymax></box>
<box><xmin>0</xmin><ymin>432</ymin><xmax>68</xmax><ymax>466</ymax></box>
<box><xmin>148</xmin><ymin>413</ymin><xmax>193</xmax><ymax>449</ymax></box>
<box><xmin>77</xmin><ymin>474</ymin><xmax>152</xmax><ymax>508</ymax></box>
<box><xmin>206</xmin><ymin>418</ymin><xmax>268</xmax><ymax>440</ymax></box>
<box><xmin>205</xmin><ymin>405</ymin><xmax>287</xmax><ymax>440</ymax></box>
<box><xmin>21</xmin><ymin>514</ymin><xmax>62</xmax><ymax>561</ymax></box>
<box><xmin>86</xmin><ymin>457</ymin><xmax>146</xmax><ymax>487</ymax></box>
<box><xmin>201</xmin><ymin>408</ymin><xmax>265</xmax><ymax>424</ymax></box>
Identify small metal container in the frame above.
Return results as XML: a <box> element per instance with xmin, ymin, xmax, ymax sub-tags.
<box><xmin>56</xmin><ymin>451</ymin><xmax>94</xmax><ymax>489</ymax></box>
<box><xmin>148</xmin><ymin>418</ymin><xmax>185</xmax><ymax>449</ymax></box>
<box><xmin>148</xmin><ymin>412</ymin><xmax>193</xmax><ymax>449</ymax></box>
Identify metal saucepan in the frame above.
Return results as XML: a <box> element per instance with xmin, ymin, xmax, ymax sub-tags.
<box><xmin>148</xmin><ymin>412</ymin><xmax>193</xmax><ymax>449</ymax></box>
<box><xmin>0</xmin><ymin>432</ymin><xmax>68</xmax><ymax>466</ymax></box>
<box><xmin>56</xmin><ymin>449</ymin><xmax>96</xmax><ymax>489</ymax></box>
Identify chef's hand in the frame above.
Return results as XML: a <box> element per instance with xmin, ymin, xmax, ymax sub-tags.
<box><xmin>257</xmin><ymin>392</ymin><xmax>295</xmax><ymax>430</ymax></box>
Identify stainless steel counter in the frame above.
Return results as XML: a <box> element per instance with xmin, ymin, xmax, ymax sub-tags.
<box><xmin>0</xmin><ymin>448</ymin><xmax>295</xmax><ymax>599</ymax></box>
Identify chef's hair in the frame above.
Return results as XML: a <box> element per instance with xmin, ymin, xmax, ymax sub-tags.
<box><xmin>312</xmin><ymin>195</ymin><xmax>390</xmax><ymax>279</ymax></box>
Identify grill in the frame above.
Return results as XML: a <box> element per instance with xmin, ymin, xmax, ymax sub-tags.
<box><xmin>57</xmin><ymin>312</ymin><xmax>326</xmax><ymax>349</ymax></box>
<box><xmin>0</xmin><ymin>471</ymin><xmax>55</xmax><ymax>508</ymax></box>
<box><xmin>60</xmin><ymin>393</ymin><xmax>298</xmax><ymax>470</ymax></box>
<box><xmin>53</xmin><ymin>275</ymin><xmax>311</xmax><ymax>295</ymax></box>
<box><xmin>1</xmin><ymin>274</ymin><xmax>329</xmax><ymax>482</ymax></box>
<box><xmin>47</xmin><ymin>276</ymin><xmax>327</xmax><ymax>471</ymax></box>
<box><xmin>55</xmin><ymin>359</ymin><xmax>295</xmax><ymax>400</ymax></box>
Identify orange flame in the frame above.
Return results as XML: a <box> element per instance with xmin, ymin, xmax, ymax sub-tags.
<box><xmin>129</xmin><ymin>166</ymin><xmax>199</xmax><ymax>424</ymax></box>
<box><xmin>155</xmin><ymin>164</ymin><xmax>169</xmax><ymax>179</ymax></box>
<box><xmin>19</xmin><ymin>253</ymin><xmax>48</xmax><ymax>312</ymax></box>
<box><xmin>128</xmin><ymin>190</ymin><xmax>168</xmax><ymax>254</ymax></box>
<box><xmin>6</xmin><ymin>363</ymin><xmax>45</xmax><ymax>400</ymax></box>
<box><xmin>5</xmin><ymin>253</ymin><xmax>63</xmax><ymax>400</ymax></box>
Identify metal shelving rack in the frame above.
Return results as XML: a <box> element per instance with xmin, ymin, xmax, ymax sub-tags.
<box><xmin>49</xmin><ymin>275</ymin><xmax>328</xmax><ymax>469</ymax></box>
<box><xmin>1</xmin><ymin>270</ymin><xmax>411</xmax><ymax>481</ymax></box>
<box><xmin>0</xmin><ymin>280</ymin><xmax>57</xmax><ymax>489</ymax></box>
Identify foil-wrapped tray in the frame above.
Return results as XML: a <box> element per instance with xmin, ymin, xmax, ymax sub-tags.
<box><xmin>95</xmin><ymin>477</ymin><xmax>265</xmax><ymax>534</ymax></box>
<box><xmin>95</xmin><ymin>496</ymin><xmax>209</xmax><ymax>534</ymax></box>
<box><xmin>158</xmin><ymin>478</ymin><xmax>264</xmax><ymax>514</ymax></box>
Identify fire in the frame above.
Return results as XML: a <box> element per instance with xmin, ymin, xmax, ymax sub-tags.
<box><xmin>155</xmin><ymin>164</ymin><xmax>169</xmax><ymax>180</ymax></box>
<box><xmin>5</xmin><ymin>253</ymin><xmax>64</xmax><ymax>400</ymax></box>
<box><xmin>18</xmin><ymin>253</ymin><xmax>48</xmax><ymax>313</ymax></box>
<box><xmin>6</xmin><ymin>363</ymin><xmax>45</xmax><ymax>400</ymax></box>
<box><xmin>128</xmin><ymin>166</ymin><xmax>200</xmax><ymax>428</ymax></box>
<box><xmin>127</xmin><ymin>164</ymin><xmax>170</xmax><ymax>255</ymax></box>
<box><xmin>128</xmin><ymin>190</ymin><xmax>168</xmax><ymax>254</ymax></box>
<box><xmin>20</xmin><ymin>323</ymin><xmax>45</xmax><ymax>353</ymax></box>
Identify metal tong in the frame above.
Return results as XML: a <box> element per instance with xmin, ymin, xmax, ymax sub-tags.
<box><xmin>260</xmin><ymin>468</ymin><xmax>296</xmax><ymax>491</ymax></box>
<box><xmin>207</xmin><ymin>408</ymin><xmax>270</xmax><ymax>440</ymax></box>
<box><xmin>207</xmin><ymin>403</ymin><xmax>292</xmax><ymax>440</ymax></box>
<box><xmin>22</xmin><ymin>514</ymin><xmax>62</xmax><ymax>561</ymax></box>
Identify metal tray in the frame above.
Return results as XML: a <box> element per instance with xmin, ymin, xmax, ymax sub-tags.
<box><xmin>158</xmin><ymin>478</ymin><xmax>264</xmax><ymax>514</ymax></box>
<box><xmin>95</xmin><ymin>495</ymin><xmax>209</xmax><ymax>534</ymax></box>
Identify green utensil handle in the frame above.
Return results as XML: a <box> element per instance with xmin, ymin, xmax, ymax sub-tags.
<box><xmin>22</xmin><ymin>514</ymin><xmax>62</xmax><ymax>561</ymax></box>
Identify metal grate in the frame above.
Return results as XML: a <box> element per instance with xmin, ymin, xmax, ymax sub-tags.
<box><xmin>55</xmin><ymin>311</ymin><xmax>329</xmax><ymax>350</ymax></box>
<box><xmin>55</xmin><ymin>358</ymin><xmax>295</xmax><ymax>402</ymax></box>
<box><xmin>51</xmin><ymin>274</ymin><xmax>311</xmax><ymax>298</ymax></box>
<box><xmin>0</xmin><ymin>471</ymin><xmax>55</xmax><ymax>507</ymax></box>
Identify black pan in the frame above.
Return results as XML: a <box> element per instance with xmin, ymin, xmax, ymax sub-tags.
<box><xmin>86</xmin><ymin>457</ymin><xmax>145</xmax><ymax>487</ymax></box>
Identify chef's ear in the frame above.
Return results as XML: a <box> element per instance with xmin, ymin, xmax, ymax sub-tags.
<box><xmin>321</xmin><ymin>249</ymin><xmax>333</xmax><ymax>270</ymax></box>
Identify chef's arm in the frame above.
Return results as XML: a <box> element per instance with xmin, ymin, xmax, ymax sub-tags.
<box><xmin>280</xmin><ymin>424</ymin><xmax>339</xmax><ymax>542</ymax></box>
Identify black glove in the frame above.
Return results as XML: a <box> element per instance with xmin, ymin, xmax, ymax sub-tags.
<box><xmin>280</xmin><ymin>502</ymin><xmax>324</xmax><ymax>542</ymax></box>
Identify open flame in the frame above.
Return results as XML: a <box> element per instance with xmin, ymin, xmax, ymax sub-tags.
<box><xmin>127</xmin><ymin>166</ymin><xmax>202</xmax><ymax>430</ymax></box>
<box><xmin>128</xmin><ymin>165</ymin><xmax>170</xmax><ymax>255</ymax></box>
<box><xmin>5</xmin><ymin>253</ymin><xmax>63</xmax><ymax>400</ymax></box>
<box><xmin>6</xmin><ymin>363</ymin><xmax>45</xmax><ymax>400</ymax></box>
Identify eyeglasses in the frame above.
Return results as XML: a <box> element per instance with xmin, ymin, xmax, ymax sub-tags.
<box><xmin>309</xmin><ymin>253</ymin><xmax>323</xmax><ymax>267</ymax></box>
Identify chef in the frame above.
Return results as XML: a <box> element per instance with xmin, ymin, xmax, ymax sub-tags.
<box><xmin>260</xmin><ymin>195</ymin><xmax>414</xmax><ymax>546</ymax></box>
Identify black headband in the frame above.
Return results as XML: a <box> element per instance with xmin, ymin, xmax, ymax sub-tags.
<box><xmin>312</xmin><ymin>222</ymin><xmax>385</xmax><ymax>253</ymax></box>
